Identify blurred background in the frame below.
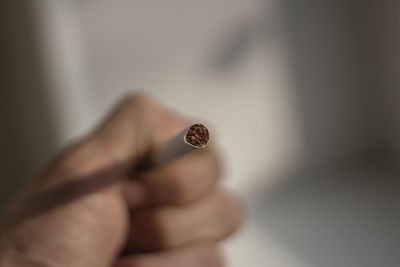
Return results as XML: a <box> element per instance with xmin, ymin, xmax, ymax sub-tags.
<box><xmin>1</xmin><ymin>0</ymin><xmax>400</xmax><ymax>266</ymax></box>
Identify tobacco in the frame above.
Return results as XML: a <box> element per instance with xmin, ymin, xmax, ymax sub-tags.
<box><xmin>185</xmin><ymin>124</ymin><xmax>209</xmax><ymax>148</ymax></box>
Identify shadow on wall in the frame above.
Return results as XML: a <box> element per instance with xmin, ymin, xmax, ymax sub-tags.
<box><xmin>278</xmin><ymin>0</ymin><xmax>400</xmax><ymax>168</ymax></box>
<box><xmin>249</xmin><ymin>0</ymin><xmax>400</xmax><ymax>266</ymax></box>
<box><xmin>0</xmin><ymin>0</ymin><xmax>56</xmax><ymax>210</ymax></box>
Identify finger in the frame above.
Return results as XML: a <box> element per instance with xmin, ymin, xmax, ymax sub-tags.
<box><xmin>114</xmin><ymin>243</ymin><xmax>224</xmax><ymax>267</ymax></box>
<box><xmin>50</xmin><ymin>93</ymin><xmax>189</xmax><ymax>181</ymax></box>
<box><xmin>91</xmin><ymin>93</ymin><xmax>188</xmax><ymax>163</ymax></box>
<box><xmin>126</xmin><ymin>188</ymin><xmax>243</xmax><ymax>251</ymax></box>
<box><xmin>135</xmin><ymin>147</ymin><xmax>222</xmax><ymax>206</ymax></box>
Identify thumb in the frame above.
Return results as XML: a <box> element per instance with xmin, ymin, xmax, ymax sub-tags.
<box><xmin>50</xmin><ymin>93</ymin><xmax>189</xmax><ymax>182</ymax></box>
<box><xmin>87</xmin><ymin>93</ymin><xmax>189</xmax><ymax>170</ymax></box>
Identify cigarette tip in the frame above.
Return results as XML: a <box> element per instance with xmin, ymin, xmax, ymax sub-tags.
<box><xmin>185</xmin><ymin>123</ymin><xmax>209</xmax><ymax>148</ymax></box>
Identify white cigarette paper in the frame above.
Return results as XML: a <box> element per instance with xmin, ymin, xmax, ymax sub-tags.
<box><xmin>152</xmin><ymin>123</ymin><xmax>209</xmax><ymax>164</ymax></box>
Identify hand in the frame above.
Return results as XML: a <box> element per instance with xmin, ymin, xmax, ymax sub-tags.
<box><xmin>0</xmin><ymin>94</ymin><xmax>243</xmax><ymax>267</ymax></box>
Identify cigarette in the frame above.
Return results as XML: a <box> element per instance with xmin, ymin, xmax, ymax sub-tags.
<box><xmin>151</xmin><ymin>123</ymin><xmax>210</xmax><ymax>164</ymax></box>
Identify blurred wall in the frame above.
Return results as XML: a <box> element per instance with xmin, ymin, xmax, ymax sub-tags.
<box><xmin>0</xmin><ymin>0</ymin><xmax>56</xmax><ymax>210</ymax></box>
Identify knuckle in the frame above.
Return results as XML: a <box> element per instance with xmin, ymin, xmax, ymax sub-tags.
<box><xmin>219</xmin><ymin>192</ymin><xmax>244</xmax><ymax>237</ymax></box>
<box><xmin>122</xmin><ymin>92</ymin><xmax>156</xmax><ymax>112</ymax></box>
<box><xmin>198</xmin><ymin>243</ymin><xmax>225</xmax><ymax>267</ymax></box>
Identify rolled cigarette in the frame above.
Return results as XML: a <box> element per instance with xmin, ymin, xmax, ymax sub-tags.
<box><xmin>152</xmin><ymin>123</ymin><xmax>210</xmax><ymax>164</ymax></box>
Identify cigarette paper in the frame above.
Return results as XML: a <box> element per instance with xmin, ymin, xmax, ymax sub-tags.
<box><xmin>152</xmin><ymin>123</ymin><xmax>209</xmax><ymax>164</ymax></box>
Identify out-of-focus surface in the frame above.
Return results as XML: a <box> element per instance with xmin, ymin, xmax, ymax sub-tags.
<box><xmin>1</xmin><ymin>0</ymin><xmax>400</xmax><ymax>266</ymax></box>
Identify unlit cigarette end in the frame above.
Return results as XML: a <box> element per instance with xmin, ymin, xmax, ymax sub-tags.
<box><xmin>152</xmin><ymin>123</ymin><xmax>210</xmax><ymax>164</ymax></box>
<box><xmin>185</xmin><ymin>123</ymin><xmax>209</xmax><ymax>148</ymax></box>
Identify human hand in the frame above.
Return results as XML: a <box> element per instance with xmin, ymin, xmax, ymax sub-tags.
<box><xmin>0</xmin><ymin>94</ymin><xmax>243</xmax><ymax>267</ymax></box>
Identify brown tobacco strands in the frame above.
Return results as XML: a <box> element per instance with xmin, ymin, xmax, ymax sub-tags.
<box><xmin>185</xmin><ymin>124</ymin><xmax>209</xmax><ymax>148</ymax></box>
<box><xmin>151</xmin><ymin>123</ymin><xmax>210</xmax><ymax>164</ymax></box>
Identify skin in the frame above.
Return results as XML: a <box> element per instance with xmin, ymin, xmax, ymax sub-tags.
<box><xmin>0</xmin><ymin>94</ymin><xmax>243</xmax><ymax>267</ymax></box>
